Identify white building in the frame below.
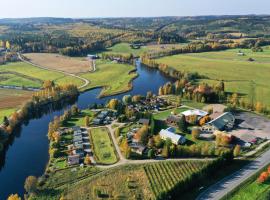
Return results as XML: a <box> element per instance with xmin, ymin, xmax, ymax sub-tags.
<box><xmin>159</xmin><ymin>127</ymin><xmax>186</xmax><ymax>145</ymax></box>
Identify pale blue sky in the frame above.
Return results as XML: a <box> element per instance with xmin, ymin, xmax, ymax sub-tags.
<box><xmin>1</xmin><ymin>0</ymin><xmax>269</xmax><ymax>18</ymax></box>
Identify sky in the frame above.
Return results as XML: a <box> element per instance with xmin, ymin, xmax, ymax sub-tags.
<box><xmin>0</xmin><ymin>0</ymin><xmax>269</xmax><ymax>18</ymax></box>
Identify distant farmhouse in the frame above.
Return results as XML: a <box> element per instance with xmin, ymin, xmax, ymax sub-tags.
<box><xmin>159</xmin><ymin>127</ymin><xmax>186</xmax><ymax>145</ymax></box>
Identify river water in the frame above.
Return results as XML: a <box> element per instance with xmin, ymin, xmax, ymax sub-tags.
<box><xmin>0</xmin><ymin>61</ymin><xmax>173</xmax><ymax>198</ymax></box>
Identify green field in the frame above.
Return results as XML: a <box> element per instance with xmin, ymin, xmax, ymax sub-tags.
<box><xmin>81</xmin><ymin>60</ymin><xmax>137</xmax><ymax>97</ymax></box>
<box><xmin>62</xmin><ymin>109</ymin><xmax>94</xmax><ymax>127</ymax></box>
<box><xmin>155</xmin><ymin>47</ymin><xmax>270</xmax><ymax>108</ymax></box>
<box><xmin>144</xmin><ymin>161</ymin><xmax>210</xmax><ymax>198</ymax></box>
<box><xmin>0</xmin><ymin>62</ymin><xmax>84</xmax><ymax>87</ymax></box>
<box><xmin>90</xmin><ymin>127</ymin><xmax>118</xmax><ymax>165</ymax></box>
<box><xmin>0</xmin><ymin>108</ymin><xmax>16</xmax><ymax>122</ymax></box>
<box><xmin>106</xmin><ymin>43</ymin><xmax>188</xmax><ymax>57</ymax></box>
<box><xmin>0</xmin><ymin>73</ymin><xmax>41</xmax><ymax>87</ymax></box>
<box><xmin>106</xmin><ymin>43</ymin><xmax>148</xmax><ymax>56</ymax></box>
<box><xmin>153</xmin><ymin>107</ymin><xmax>189</xmax><ymax>120</ymax></box>
<box><xmin>230</xmin><ymin>179</ymin><xmax>270</xmax><ymax>200</ymax></box>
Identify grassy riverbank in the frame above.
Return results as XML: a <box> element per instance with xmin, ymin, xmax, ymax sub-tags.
<box><xmin>81</xmin><ymin>60</ymin><xmax>137</xmax><ymax>97</ymax></box>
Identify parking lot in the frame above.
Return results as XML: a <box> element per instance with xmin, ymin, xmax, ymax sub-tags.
<box><xmin>230</xmin><ymin>111</ymin><xmax>270</xmax><ymax>144</ymax></box>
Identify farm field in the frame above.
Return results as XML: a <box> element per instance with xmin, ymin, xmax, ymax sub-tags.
<box><xmin>89</xmin><ymin>127</ymin><xmax>118</xmax><ymax>165</ymax></box>
<box><xmin>106</xmin><ymin>43</ymin><xmax>148</xmax><ymax>56</ymax></box>
<box><xmin>0</xmin><ymin>72</ymin><xmax>42</xmax><ymax>88</ymax></box>
<box><xmin>81</xmin><ymin>60</ymin><xmax>137</xmax><ymax>97</ymax></box>
<box><xmin>106</xmin><ymin>43</ymin><xmax>189</xmax><ymax>57</ymax></box>
<box><xmin>64</xmin><ymin>165</ymin><xmax>154</xmax><ymax>200</ymax></box>
<box><xmin>63</xmin><ymin>161</ymin><xmax>211</xmax><ymax>200</ymax></box>
<box><xmin>24</xmin><ymin>53</ymin><xmax>92</xmax><ymax>74</ymax></box>
<box><xmin>144</xmin><ymin>161</ymin><xmax>210</xmax><ymax>198</ymax></box>
<box><xmin>155</xmin><ymin>47</ymin><xmax>270</xmax><ymax>108</ymax></box>
<box><xmin>0</xmin><ymin>62</ymin><xmax>84</xmax><ymax>88</ymax></box>
<box><xmin>0</xmin><ymin>88</ymin><xmax>33</xmax><ymax>116</ymax></box>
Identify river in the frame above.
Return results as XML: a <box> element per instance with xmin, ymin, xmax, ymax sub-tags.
<box><xmin>0</xmin><ymin>61</ymin><xmax>173</xmax><ymax>198</ymax></box>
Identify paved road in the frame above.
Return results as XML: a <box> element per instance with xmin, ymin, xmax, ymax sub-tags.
<box><xmin>18</xmin><ymin>53</ymin><xmax>90</xmax><ymax>89</ymax></box>
<box><xmin>196</xmin><ymin>148</ymin><xmax>270</xmax><ymax>200</ymax></box>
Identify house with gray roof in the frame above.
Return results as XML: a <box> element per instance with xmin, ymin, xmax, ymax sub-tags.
<box><xmin>202</xmin><ymin>112</ymin><xmax>235</xmax><ymax>133</ymax></box>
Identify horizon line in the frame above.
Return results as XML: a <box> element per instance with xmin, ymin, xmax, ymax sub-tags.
<box><xmin>0</xmin><ymin>13</ymin><xmax>269</xmax><ymax>20</ymax></box>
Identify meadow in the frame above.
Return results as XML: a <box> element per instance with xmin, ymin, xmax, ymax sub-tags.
<box><xmin>106</xmin><ymin>43</ymin><xmax>148</xmax><ymax>56</ymax></box>
<box><xmin>64</xmin><ymin>165</ymin><xmax>154</xmax><ymax>200</ymax></box>
<box><xmin>153</xmin><ymin>107</ymin><xmax>188</xmax><ymax>121</ymax></box>
<box><xmin>156</xmin><ymin>47</ymin><xmax>270</xmax><ymax>108</ymax></box>
<box><xmin>62</xmin><ymin>109</ymin><xmax>94</xmax><ymax>127</ymax></box>
<box><xmin>106</xmin><ymin>42</ymin><xmax>188</xmax><ymax>57</ymax></box>
<box><xmin>229</xmin><ymin>179</ymin><xmax>270</xmax><ymax>200</ymax></box>
<box><xmin>24</xmin><ymin>53</ymin><xmax>92</xmax><ymax>74</ymax></box>
<box><xmin>81</xmin><ymin>60</ymin><xmax>137</xmax><ymax>97</ymax></box>
<box><xmin>0</xmin><ymin>62</ymin><xmax>84</xmax><ymax>87</ymax></box>
<box><xmin>89</xmin><ymin>127</ymin><xmax>118</xmax><ymax>165</ymax></box>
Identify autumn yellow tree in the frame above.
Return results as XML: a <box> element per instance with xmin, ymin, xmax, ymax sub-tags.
<box><xmin>107</xmin><ymin>99</ymin><xmax>118</xmax><ymax>110</ymax></box>
<box><xmin>85</xmin><ymin>116</ymin><xmax>90</xmax><ymax>127</ymax></box>
<box><xmin>233</xmin><ymin>145</ymin><xmax>241</xmax><ymax>157</ymax></box>
<box><xmin>255</xmin><ymin>102</ymin><xmax>264</xmax><ymax>113</ymax></box>
<box><xmin>84</xmin><ymin>154</ymin><xmax>91</xmax><ymax>165</ymax></box>
<box><xmin>7</xmin><ymin>194</ymin><xmax>21</xmax><ymax>200</ymax></box>
<box><xmin>6</xmin><ymin>41</ymin><xmax>11</xmax><ymax>49</ymax></box>
<box><xmin>192</xmin><ymin>127</ymin><xmax>201</xmax><ymax>140</ymax></box>
<box><xmin>24</xmin><ymin>176</ymin><xmax>38</xmax><ymax>194</ymax></box>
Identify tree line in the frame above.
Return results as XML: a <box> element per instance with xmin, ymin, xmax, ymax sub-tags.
<box><xmin>0</xmin><ymin>82</ymin><xmax>79</xmax><ymax>150</ymax></box>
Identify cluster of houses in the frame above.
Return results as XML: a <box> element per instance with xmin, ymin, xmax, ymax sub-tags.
<box><xmin>125</xmin><ymin>119</ymin><xmax>151</xmax><ymax>155</ymax></box>
<box><xmin>127</xmin><ymin>97</ymin><xmax>168</xmax><ymax>116</ymax></box>
<box><xmin>93</xmin><ymin>110</ymin><xmax>117</xmax><ymax>126</ymax></box>
<box><xmin>67</xmin><ymin>126</ymin><xmax>92</xmax><ymax>165</ymax></box>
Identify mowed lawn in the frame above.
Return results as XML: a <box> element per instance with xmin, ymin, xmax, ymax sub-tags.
<box><xmin>230</xmin><ymin>179</ymin><xmax>270</xmax><ymax>200</ymax></box>
<box><xmin>81</xmin><ymin>60</ymin><xmax>137</xmax><ymax>97</ymax></box>
<box><xmin>24</xmin><ymin>53</ymin><xmax>92</xmax><ymax>74</ymax></box>
<box><xmin>153</xmin><ymin>107</ymin><xmax>189</xmax><ymax>120</ymax></box>
<box><xmin>0</xmin><ymin>62</ymin><xmax>84</xmax><ymax>87</ymax></box>
<box><xmin>62</xmin><ymin>109</ymin><xmax>94</xmax><ymax>127</ymax></box>
<box><xmin>89</xmin><ymin>127</ymin><xmax>118</xmax><ymax>165</ymax></box>
<box><xmin>155</xmin><ymin>47</ymin><xmax>270</xmax><ymax>108</ymax></box>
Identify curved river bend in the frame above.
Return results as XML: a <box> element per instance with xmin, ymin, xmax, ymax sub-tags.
<box><xmin>0</xmin><ymin>61</ymin><xmax>173</xmax><ymax>198</ymax></box>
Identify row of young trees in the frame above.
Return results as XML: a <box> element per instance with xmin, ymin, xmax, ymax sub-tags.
<box><xmin>101</xmin><ymin>53</ymin><xmax>135</xmax><ymax>64</ymax></box>
<box><xmin>226</xmin><ymin>93</ymin><xmax>270</xmax><ymax>115</ymax></box>
<box><xmin>158</xmin><ymin>80</ymin><xmax>225</xmax><ymax>104</ymax></box>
